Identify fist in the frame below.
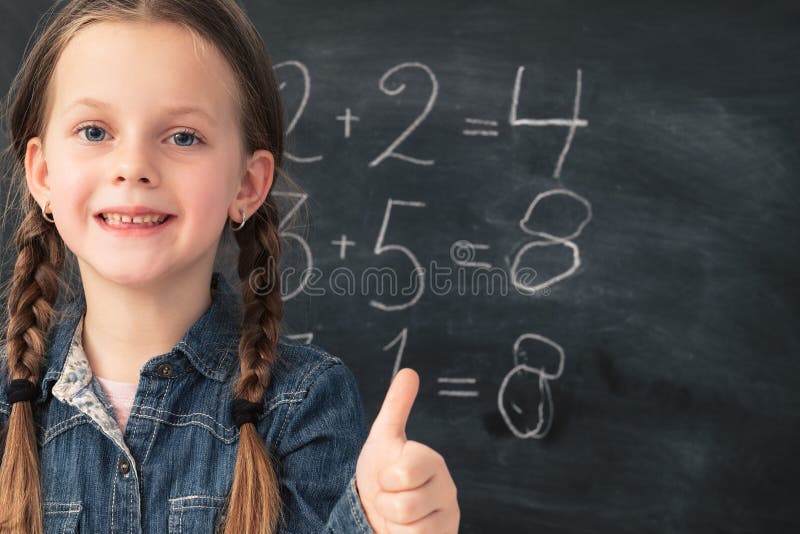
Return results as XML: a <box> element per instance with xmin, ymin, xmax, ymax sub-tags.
<box><xmin>355</xmin><ymin>368</ymin><xmax>460</xmax><ymax>533</ymax></box>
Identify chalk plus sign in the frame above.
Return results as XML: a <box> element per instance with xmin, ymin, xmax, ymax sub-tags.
<box><xmin>331</xmin><ymin>234</ymin><xmax>356</xmax><ymax>259</ymax></box>
<box><xmin>335</xmin><ymin>108</ymin><xmax>360</xmax><ymax>139</ymax></box>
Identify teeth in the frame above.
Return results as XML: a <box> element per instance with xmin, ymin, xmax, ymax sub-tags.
<box><xmin>101</xmin><ymin>213</ymin><xmax>168</xmax><ymax>225</ymax></box>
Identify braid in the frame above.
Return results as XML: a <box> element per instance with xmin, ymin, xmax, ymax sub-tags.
<box><xmin>234</xmin><ymin>197</ymin><xmax>283</xmax><ymax>399</ymax></box>
<box><xmin>221</xmin><ymin>195</ymin><xmax>285</xmax><ymax>533</ymax></box>
<box><xmin>0</xmin><ymin>194</ymin><xmax>66</xmax><ymax>534</ymax></box>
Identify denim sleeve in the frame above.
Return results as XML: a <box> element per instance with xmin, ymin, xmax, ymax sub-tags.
<box><xmin>275</xmin><ymin>358</ymin><xmax>375</xmax><ymax>533</ymax></box>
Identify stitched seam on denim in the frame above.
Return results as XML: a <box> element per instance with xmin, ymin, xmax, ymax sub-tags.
<box><xmin>274</xmin><ymin>358</ymin><xmax>344</xmax><ymax>460</ymax></box>
<box><xmin>129</xmin><ymin>452</ymin><xmax>134</xmax><ymax>534</ymax></box>
<box><xmin>297</xmin><ymin>355</ymin><xmax>338</xmax><ymax>392</ymax></box>
<box><xmin>131</xmin><ymin>405</ymin><xmax>229</xmax><ymax>426</ymax></box>
<box><xmin>132</xmin><ymin>394</ymin><xmax>303</xmax><ymax>418</ymax></box>
<box><xmin>299</xmin><ymin>343</ymin><xmax>339</xmax><ymax>360</ymax></box>
<box><xmin>44</xmin><ymin>369</ymin><xmax>61</xmax><ymax>383</ymax></box>
<box><xmin>177</xmin><ymin>340</ymin><xmax>198</xmax><ymax>363</ymax></box>
<box><xmin>273</xmin><ymin>394</ymin><xmax>293</xmax><ymax>451</ymax></box>
<box><xmin>132</xmin><ymin>413</ymin><xmax>239</xmax><ymax>444</ymax></box>
<box><xmin>140</xmin><ymin>376</ymin><xmax>172</xmax><ymax>467</ymax></box>
<box><xmin>43</xmin><ymin>502</ymin><xmax>81</xmax><ymax>509</ymax></box>
<box><xmin>42</xmin><ymin>508</ymin><xmax>81</xmax><ymax>514</ymax></box>
<box><xmin>126</xmin><ymin>372</ymin><xmax>150</xmax><ymax>461</ymax></box>
<box><xmin>177</xmin><ymin>341</ymin><xmax>221</xmax><ymax>380</ymax></box>
<box><xmin>111</xmin><ymin>462</ymin><xmax>118</xmax><ymax>532</ymax></box>
<box><xmin>133</xmin><ymin>390</ymin><xmax>304</xmax><ymax>416</ymax></box>
<box><xmin>130</xmin><ymin>395</ymin><xmax>304</xmax><ymax>438</ymax></box>
<box><xmin>42</xmin><ymin>414</ymin><xmax>91</xmax><ymax>446</ymax></box>
<box><xmin>172</xmin><ymin>504</ymin><xmax>223</xmax><ymax>511</ymax></box>
<box><xmin>267</xmin><ymin>393</ymin><xmax>306</xmax><ymax>411</ymax></box>
<box><xmin>347</xmin><ymin>477</ymin><xmax>367</xmax><ymax>533</ymax></box>
<box><xmin>71</xmin><ymin>412</ymin><xmax>129</xmax><ymax>458</ymax></box>
<box><xmin>273</xmin><ymin>358</ymin><xmax>337</xmax><ymax>450</ymax></box>
<box><xmin>301</xmin><ymin>346</ymin><xmax>344</xmax><ymax>368</ymax></box>
<box><xmin>169</xmin><ymin>495</ymin><xmax>225</xmax><ymax>504</ymax></box>
<box><xmin>215</xmin><ymin>342</ymin><xmax>237</xmax><ymax>373</ymax></box>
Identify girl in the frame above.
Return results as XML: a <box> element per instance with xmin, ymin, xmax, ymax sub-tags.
<box><xmin>0</xmin><ymin>1</ymin><xmax>459</xmax><ymax>533</ymax></box>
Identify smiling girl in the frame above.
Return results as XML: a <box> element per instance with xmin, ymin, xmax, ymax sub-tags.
<box><xmin>0</xmin><ymin>1</ymin><xmax>459</xmax><ymax>532</ymax></box>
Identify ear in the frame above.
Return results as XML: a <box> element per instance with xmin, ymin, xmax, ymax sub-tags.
<box><xmin>25</xmin><ymin>136</ymin><xmax>52</xmax><ymax>213</ymax></box>
<box><xmin>228</xmin><ymin>149</ymin><xmax>275</xmax><ymax>222</ymax></box>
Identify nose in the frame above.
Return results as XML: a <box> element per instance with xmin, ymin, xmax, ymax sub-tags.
<box><xmin>112</xmin><ymin>140</ymin><xmax>161</xmax><ymax>186</ymax></box>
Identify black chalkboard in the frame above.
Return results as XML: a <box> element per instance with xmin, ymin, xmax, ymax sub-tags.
<box><xmin>2</xmin><ymin>1</ymin><xmax>799</xmax><ymax>532</ymax></box>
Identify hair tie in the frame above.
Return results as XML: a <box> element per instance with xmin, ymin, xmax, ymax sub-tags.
<box><xmin>6</xmin><ymin>378</ymin><xmax>38</xmax><ymax>404</ymax></box>
<box><xmin>232</xmin><ymin>397</ymin><xmax>263</xmax><ymax>427</ymax></box>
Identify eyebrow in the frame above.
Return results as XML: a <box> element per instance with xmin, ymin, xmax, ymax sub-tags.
<box><xmin>63</xmin><ymin>97</ymin><xmax>217</xmax><ymax>127</ymax></box>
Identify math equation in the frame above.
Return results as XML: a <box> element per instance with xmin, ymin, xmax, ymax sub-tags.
<box><xmin>272</xmin><ymin>62</ymin><xmax>593</xmax><ymax>440</ymax></box>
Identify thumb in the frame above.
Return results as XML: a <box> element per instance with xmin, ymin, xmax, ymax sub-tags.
<box><xmin>367</xmin><ymin>368</ymin><xmax>419</xmax><ymax>442</ymax></box>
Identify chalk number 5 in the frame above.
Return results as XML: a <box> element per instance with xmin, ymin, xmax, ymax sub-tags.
<box><xmin>370</xmin><ymin>199</ymin><xmax>426</xmax><ymax>311</ymax></box>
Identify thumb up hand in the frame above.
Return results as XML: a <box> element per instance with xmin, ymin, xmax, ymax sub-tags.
<box><xmin>355</xmin><ymin>368</ymin><xmax>460</xmax><ymax>533</ymax></box>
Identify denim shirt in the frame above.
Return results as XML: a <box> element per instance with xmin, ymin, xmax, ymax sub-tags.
<box><xmin>0</xmin><ymin>271</ymin><xmax>375</xmax><ymax>533</ymax></box>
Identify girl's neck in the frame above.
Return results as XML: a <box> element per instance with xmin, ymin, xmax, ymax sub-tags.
<box><xmin>78</xmin><ymin>266</ymin><xmax>214</xmax><ymax>383</ymax></box>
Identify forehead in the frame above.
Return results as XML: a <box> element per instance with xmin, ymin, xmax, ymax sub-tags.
<box><xmin>49</xmin><ymin>20</ymin><xmax>239</xmax><ymax>126</ymax></box>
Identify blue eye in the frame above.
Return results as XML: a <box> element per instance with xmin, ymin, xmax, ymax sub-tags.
<box><xmin>171</xmin><ymin>129</ymin><xmax>203</xmax><ymax>147</ymax></box>
<box><xmin>76</xmin><ymin>124</ymin><xmax>106</xmax><ymax>142</ymax></box>
<box><xmin>74</xmin><ymin>123</ymin><xmax>204</xmax><ymax>147</ymax></box>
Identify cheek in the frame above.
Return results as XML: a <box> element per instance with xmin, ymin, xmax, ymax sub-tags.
<box><xmin>45</xmin><ymin>150</ymin><xmax>95</xmax><ymax>204</ymax></box>
<box><xmin>48</xmin><ymin>180</ymin><xmax>93</xmax><ymax>258</ymax></box>
<box><xmin>177</xmin><ymin>171</ymin><xmax>232</xmax><ymax>230</ymax></box>
<box><xmin>50</xmin><ymin>172</ymin><xmax>93</xmax><ymax>217</ymax></box>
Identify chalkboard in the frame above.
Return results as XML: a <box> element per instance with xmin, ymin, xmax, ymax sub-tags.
<box><xmin>1</xmin><ymin>1</ymin><xmax>799</xmax><ymax>532</ymax></box>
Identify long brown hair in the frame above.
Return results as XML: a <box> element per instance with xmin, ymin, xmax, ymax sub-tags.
<box><xmin>0</xmin><ymin>1</ymin><xmax>302</xmax><ymax>532</ymax></box>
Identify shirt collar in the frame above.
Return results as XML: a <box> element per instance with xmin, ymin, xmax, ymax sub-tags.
<box><xmin>39</xmin><ymin>271</ymin><xmax>242</xmax><ymax>403</ymax></box>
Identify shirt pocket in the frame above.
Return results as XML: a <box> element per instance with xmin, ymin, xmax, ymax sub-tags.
<box><xmin>43</xmin><ymin>501</ymin><xmax>81</xmax><ymax>534</ymax></box>
<box><xmin>168</xmin><ymin>495</ymin><xmax>228</xmax><ymax>534</ymax></box>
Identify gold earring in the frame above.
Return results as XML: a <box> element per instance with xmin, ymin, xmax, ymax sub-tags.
<box><xmin>42</xmin><ymin>199</ymin><xmax>55</xmax><ymax>223</ymax></box>
<box><xmin>229</xmin><ymin>208</ymin><xmax>247</xmax><ymax>231</ymax></box>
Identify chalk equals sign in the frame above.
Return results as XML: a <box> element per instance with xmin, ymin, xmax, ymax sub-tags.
<box><xmin>462</xmin><ymin>118</ymin><xmax>498</xmax><ymax>137</ymax></box>
<box><xmin>437</xmin><ymin>377</ymin><xmax>479</xmax><ymax>397</ymax></box>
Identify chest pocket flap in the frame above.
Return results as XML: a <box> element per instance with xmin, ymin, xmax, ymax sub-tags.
<box><xmin>44</xmin><ymin>501</ymin><xmax>81</xmax><ymax>534</ymax></box>
<box><xmin>168</xmin><ymin>495</ymin><xmax>228</xmax><ymax>533</ymax></box>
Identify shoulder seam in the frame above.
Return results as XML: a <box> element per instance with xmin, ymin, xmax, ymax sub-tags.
<box><xmin>295</xmin><ymin>345</ymin><xmax>343</xmax><ymax>391</ymax></box>
<box><xmin>272</xmin><ymin>349</ymin><xmax>344</xmax><ymax>451</ymax></box>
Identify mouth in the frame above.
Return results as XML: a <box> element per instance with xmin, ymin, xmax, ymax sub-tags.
<box><xmin>96</xmin><ymin>213</ymin><xmax>174</xmax><ymax>227</ymax></box>
<box><xmin>95</xmin><ymin>213</ymin><xmax>177</xmax><ymax>236</ymax></box>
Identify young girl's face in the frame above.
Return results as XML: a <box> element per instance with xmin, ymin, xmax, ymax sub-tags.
<box><xmin>26</xmin><ymin>21</ymin><xmax>259</xmax><ymax>287</ymax></box>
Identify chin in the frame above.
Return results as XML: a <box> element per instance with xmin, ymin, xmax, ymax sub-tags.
<box><xmin>83</xmin><ymin>260</ymin><xmax>175</xmax><ymax>289</ymax></box>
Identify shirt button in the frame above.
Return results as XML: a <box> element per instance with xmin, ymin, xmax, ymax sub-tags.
<box><xmin>157</xmin><ymin>363</ymin><xmax>173</xmax><ymax>378</ymax></box>
<box><xmin>118</xmin><ymin>459</ymin><xmax>130</xmax><ymax>477</ymax></box>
